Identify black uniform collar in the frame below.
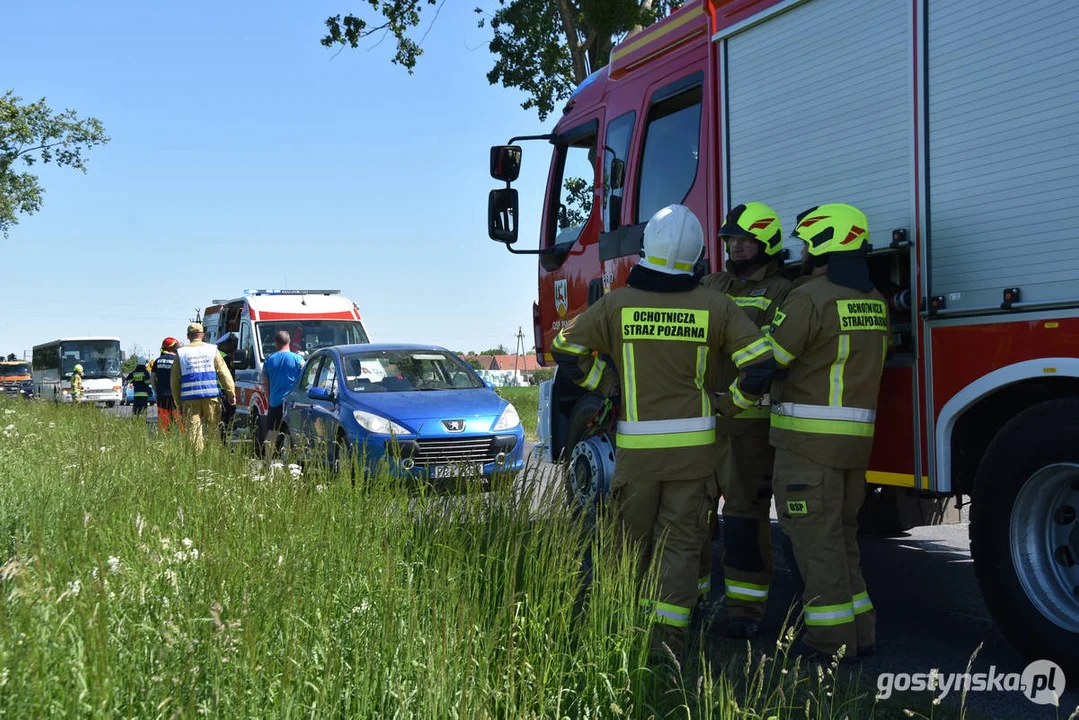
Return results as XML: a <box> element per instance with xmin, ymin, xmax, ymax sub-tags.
<box><xmin>627</xmin><ymin>265</ymin><xmax>700</xmax><ymax>293</ymax></box>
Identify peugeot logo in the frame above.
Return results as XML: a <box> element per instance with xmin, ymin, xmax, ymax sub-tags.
<box><xmin>442</xmin><ymin>419</ymin><xmax>466</xmax><ymax>433</ymax></box>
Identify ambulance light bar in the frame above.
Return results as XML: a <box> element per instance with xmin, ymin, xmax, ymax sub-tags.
<box><xmin>244</xmin><ymin>289</ymin><xmax>340</xmax><ymax>296</ymax></box>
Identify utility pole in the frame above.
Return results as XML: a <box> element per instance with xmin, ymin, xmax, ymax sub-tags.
<box><xmin>513</xmin><ymin>326</ymin><xmax>526</xmax><ymax>384</ymax></box>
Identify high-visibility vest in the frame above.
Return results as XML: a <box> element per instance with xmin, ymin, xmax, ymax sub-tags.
<box><xmin>176</xmin><ymin>344</ymin><xmax>219</xmax><ymax>400</ymax></box>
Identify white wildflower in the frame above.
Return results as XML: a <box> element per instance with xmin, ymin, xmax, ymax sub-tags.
<box><xmin>277</xmin><ymin>555</ymin><xmax>284</xmax><ymax>566</ymax></box>
<box><xmin>4</xmin><ymin>424</ymin><xmax>13</xmax><ymax>431</ymax></box>
<box><xmin>164</xmin><ymin>569</ymin><xmax>177</xmax><ymax>584</ymax></box>
<box><xmin>91</xmin><ymin>567</ymin><xmax>99</xmax><ymax>579</ymax></box>
<box><xmin>4</xmin><ymin>409</ymin><xmax>14</xmax><ymax>415</ymax></box>
<box><xmin>189</xmin><ymin>548</ymin><xmax>200</xmax><ymax>560</ymax></box>
<box><xmin>174</xmin><ymin>551</ymin><xmax>188</xmax><ymax>563</ymax></box>
<box><xmin>99</xmin><ymin>446</ymin><xmax>106</xmax><ymax>452</ymax></box>
<box><xmin>252</xmin><ymin>475</ymin><xmax>265</xmax><ymax>482</ymax></box>
<box><xmin>161</xmin><ymin>537</ymin><xmax>172</xmax><ymax>550</ymax></box>
<box><xmin>182</xmin><ymin>538</ymin><xmax>193</xmax><ymax>548</ymax></box>
<box><xmin>315</xmin><ymin>484</ymin><xmax>325</xmax><ymax>493</ymax></box>
<box><xmin>68</xmin><ymin>580</ymin><xmax>82</xmax><ymax>596</ymax></box>
<box><xmin>48</xmin><ymin>422</ymin><xmax>55</xmax><ymax>428</ymax></box>
<box><xmin>162</xmin><ymin>596</ymin><xmax>170</xmax><ymax>608</ymax></box>
<box><xmin>107</xmin><ymin>556</ymin><xmax>121</xmax><ymax>574</ymax></box>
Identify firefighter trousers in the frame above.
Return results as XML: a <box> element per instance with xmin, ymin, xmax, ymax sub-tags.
<box><xmin>698</xmin><ymin>433</ymin><xmax>775</xmax><ymax>618</ymax></box>
<box><xmin>611</xmin><ymin>469</ymin><xmax>716</xmax><ymax>661</ymax></box>
<box><xmin>179</xmin><ymin>398</ymin><xmax>221</xmax><ymax>454</ymax></box>
<box><xmin>772</xmin><ymin>448</ymin><xmax>876</xmax><ymax>658</ymax></box>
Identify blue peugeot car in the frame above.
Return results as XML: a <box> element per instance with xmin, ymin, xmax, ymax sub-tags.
<box><xmin>280</xmin><ymin>344</ymin><xmax>525</xmax><ymax>485</ymax></box>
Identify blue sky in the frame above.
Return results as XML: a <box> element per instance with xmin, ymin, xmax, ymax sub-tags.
<box><xmin>1</xmin><ymin>0</ymin><xmax>555</xmax><ymax>360</ymax></box>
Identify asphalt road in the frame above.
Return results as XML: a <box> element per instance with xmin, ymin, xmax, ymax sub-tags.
<box><xmin>102</xmin><ymin>411</ymin><xmax>1076</xmax><ymax>718</ymax></box>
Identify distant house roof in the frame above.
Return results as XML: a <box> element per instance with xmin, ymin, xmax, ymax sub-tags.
<box><xmin>488</xmin><ymin>354</ymin><xmax>541</xmax><ymax>372</ymax></box>
<box><xmin>462</xmin><ymin>354</ymin><xmax>496</xmax><ymax>368</ymax></box>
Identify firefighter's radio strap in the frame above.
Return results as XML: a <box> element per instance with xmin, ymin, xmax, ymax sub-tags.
<box><xmin>584</xmin><ymin>396</ymin><xmax>618</xmax><ymax>437</ymax></box>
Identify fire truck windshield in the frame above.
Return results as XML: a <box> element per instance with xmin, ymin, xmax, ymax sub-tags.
<box><xmin>0</xmin><ymin>363</ymin><xmax>30</xmax><ymax>377</ymax></box>
<box><xmin>256</xmin><ymin>320</ymin><xmax>369</xmax><ymax>359</ymax></box>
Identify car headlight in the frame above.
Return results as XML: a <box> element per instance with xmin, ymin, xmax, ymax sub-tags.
<box><xmin>353</xmin><ymin>410</ymin><xmax>411</xmax><ymax>435</ymax></box>
<box><xmin>492</xmin><ymin>402</ymin><xmax>521</xmax><ymax>431</ymax></box>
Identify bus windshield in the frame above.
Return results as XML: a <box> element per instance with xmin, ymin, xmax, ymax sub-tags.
<box><xmin>61</xmin><ymin>341</ymin><xmax>122</xmax><ymax>379</ymax></box>
<box><xmin>256</xmin><ymin>320</ymin><xmax>369</xmax><ymax>359</ymax></box>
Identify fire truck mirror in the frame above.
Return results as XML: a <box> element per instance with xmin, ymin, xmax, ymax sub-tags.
<box><xmin>609</xmin><ymin>158</ymin><xmax>625</xmax><ymax>191</ymax></box>
<box><xmin>490</xmin><ymin>145</ymin><xmax>522</xmax><ymax>183</ymax></box>
<box><xmin>488</xmin><ymin>188</ymin><xmax>519</xmax><ymax>244</ymax></box>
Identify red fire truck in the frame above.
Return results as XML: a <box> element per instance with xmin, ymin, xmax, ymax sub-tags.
<box><xmin>485</xmin><ymin>0</ymin><xmax>1079</xmax><ymax>675</ymax></box>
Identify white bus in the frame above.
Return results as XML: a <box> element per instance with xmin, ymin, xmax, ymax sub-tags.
<box><xmin>32</xmin><ymin>337</ymin><xmax>124</xmax><ymax>406</ymax></box>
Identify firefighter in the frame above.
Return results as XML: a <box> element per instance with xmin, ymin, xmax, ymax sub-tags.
<box><xmin>696</xmin><ymin>202</ymin><xmax>793</xmax><ymax>638</ymax></box>
<box><xmin>767</xmin><ymin>203</ymin><xmax>889</xmax><ymax>663</ymax></box>
<box><xmin>125</xmin><ymin>356</ymin><xmax>153</xmax><ymax>417</ymax></box>
<box><xmin>551</xmin><ymin>204</ymin><xmax>775</xmax><ymax>662</ymax></box>
<box><xmin>153</xmin><ymin>337</ymin><xmax>181</xmax><ymax>433</ymax></box>
<box><xmin>70</xmin><ymin>363</ymin><xmax>84</xmax><ymax>404</ymax></box>
<box><xmin>170</xmin><ymin>323</ymin><xmax>235</xmax><ymax>454</ymax></box>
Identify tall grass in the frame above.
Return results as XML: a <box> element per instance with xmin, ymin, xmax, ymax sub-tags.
<box><xmin>0</xmin><ymin>398</ymin><xmax>953</xmax><ymax>718</ymax></box>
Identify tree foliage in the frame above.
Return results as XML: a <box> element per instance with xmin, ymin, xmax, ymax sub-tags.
<box><xmin>322</xmin><ymin>0</ymin><xmax>683</xmax><ymax>121</ymax></box>
<box><xmin>0</xmin><ymin>90</ymin><xmax>110</xmax><ymax>238</ymax></box>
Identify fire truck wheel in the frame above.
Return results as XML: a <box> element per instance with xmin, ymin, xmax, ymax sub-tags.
<box><xmin>563</xmin><ymin>393</ymin><xmax>613</xmax><ymax>509</ymax></box>
<box><xmin>970</xmin><ymin>397</ymin><xmax>1079</xmax><ymax>679</ymax></box>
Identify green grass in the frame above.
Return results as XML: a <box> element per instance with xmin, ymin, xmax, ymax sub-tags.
<box><xmin>496</xmin><ymin>386</ymin><xmax>539</xmax><ymax>441</ymax></box>
<box><xmin>0</xmin><ymin>397</ymin><xmax>975</xmax><ymax>718</ymax></box>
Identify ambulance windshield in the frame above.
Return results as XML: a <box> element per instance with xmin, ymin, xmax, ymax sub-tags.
<box><xmin>256</xmin><ymin>320</ymin><xmax>369</xmax><ymax>359</ymax></box>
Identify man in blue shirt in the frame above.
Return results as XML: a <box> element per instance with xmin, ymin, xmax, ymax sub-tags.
<box><xmin>261</xmin><ymin>330</ymin><xmax>305</xmax><ymax>460</ymax></box>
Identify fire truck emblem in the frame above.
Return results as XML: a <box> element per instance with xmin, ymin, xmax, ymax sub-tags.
<box><xmin>554</xmin><ymin>279</ymin><xmax>568</xmax><ymax>318</ymax></box>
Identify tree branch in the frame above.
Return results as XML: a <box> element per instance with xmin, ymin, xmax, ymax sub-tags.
<box><xmin>557</xmin><ymin>0</ymin><xmax>588</xmax><ymax>84</ymax></box>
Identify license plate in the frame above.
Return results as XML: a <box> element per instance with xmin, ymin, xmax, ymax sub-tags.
<box><xmin>433</xmin><ymin>464</ymin><xmax>485</xmax><ymax>479</ymax></box>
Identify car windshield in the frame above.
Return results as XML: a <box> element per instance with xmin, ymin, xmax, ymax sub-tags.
<box><xmin>61</xmin><ymin>341</ymin><xmax>122</xmax><ymax>379</ymax></box>
<box><xmin>256</xmin><ymin>320</ymin><xmax>369</xmax><ymax>359</ymax></box>
<box><xmin>0</xmin><ymin>363</ymin><xmax>30</xmax><ymax>377</ymax></box>
<box><xmin>341</xmin><ymin>350</ymin><xmax>484</xmax><ymax>392</ymax></box>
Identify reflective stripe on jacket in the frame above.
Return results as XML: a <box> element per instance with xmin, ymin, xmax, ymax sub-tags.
<box><xmin>767</xmin><ymin>274</ymin><xmax>889</xmax><ymax>468</ymax></box>
<box><xmin>700</xmin><ymin>260</ymin><xmax>793</xmax><ymax>436</ymax></box>
<box><xmin>551</xmin><ymin>281</ymin><xmax>773</xmax><ymax>480</ymax></box>
<box><xmin>176</xmin><ymin>344</ymin><xmax>220</xmax><ymax>400</ymax></box>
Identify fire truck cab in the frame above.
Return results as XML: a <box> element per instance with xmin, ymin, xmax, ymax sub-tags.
<box><xmin>486</xmin><ymin>0</ymin><xmax>1079</xmax><ymax>676</ymax></box>
<box><xmin>200</xmin><ymin>289</ymin><xmax>370</xmax><ymax>447</ymax></box>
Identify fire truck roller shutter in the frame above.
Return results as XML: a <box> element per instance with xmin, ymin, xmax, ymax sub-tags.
<box><xmin>723</xmin><ymin>0</ymin><xmax>911</xmax><ymax>263</ymax></box>
<box><xmin>927</xmin><ymin>0</ymin><xmax>1079</xmax><ymax>313</ymax></box>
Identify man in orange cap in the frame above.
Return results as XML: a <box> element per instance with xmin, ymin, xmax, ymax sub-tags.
<box><xmin>152</xmin><ymin>337</ymin><xmax>182</xmax><ymax>433</ymax></box>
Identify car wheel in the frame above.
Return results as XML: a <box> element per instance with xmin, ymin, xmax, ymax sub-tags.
<box><xmin>333</xmin><ymin>432</ymin><xmax>357</xmax><ymax>485</ymax></box>
<box><xmin>970</xmin><ymin>397</ymin><xmax>1079</xmax><ymax>678</ymax></box>
<box><xmin>562</xmin><ymin>393</ymin><xmax>615</xmax><ymax>510</ymax></box>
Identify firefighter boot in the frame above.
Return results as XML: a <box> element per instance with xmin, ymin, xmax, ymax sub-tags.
<box><xmin>613</xmin><ymin>472</ymin><xmax>712</xmax><ymax>662</ymax></box>
<box><xmin>773</xmin><ymin>448</ymin><xmax>863</xmax><ymax>660</ymax></box>
<box><xmin>720</xmin><ymin>434</ymin><xmax>775</xmax><ymax>639</ymax></box>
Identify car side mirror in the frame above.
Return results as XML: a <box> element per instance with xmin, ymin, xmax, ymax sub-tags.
<box><xmin>308</xmin><ymin>386</ymin><xmax>333</xmax><ymax>402</ymax></box>
<box><xmin>233</xmin><ymin>349</ymin><xmax>250</xmax><ymax>369</ymax></box>
<box><xmin>490</xmin><ymin>145</ymin><xmax>522</xmax><ymax>182</ymax></box>
<box><xmin>488</xmin><ymin>188</ymin><xmax>519</xmax><ymax>244</ymax></box>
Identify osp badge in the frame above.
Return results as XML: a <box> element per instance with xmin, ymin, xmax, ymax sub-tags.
<box><xmin>555</xmin><ymin>279</ymin><xmax>568</xmax><ymax>317</ymax></box>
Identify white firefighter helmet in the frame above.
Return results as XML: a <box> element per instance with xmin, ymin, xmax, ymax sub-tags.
<box><xmin>638</xmin><ymin>204</ymin><xmax>704</xmax><ymax>275</ymax></box>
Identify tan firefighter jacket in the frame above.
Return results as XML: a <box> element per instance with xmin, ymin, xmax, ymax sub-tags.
<box><xmin>552</xmin><ymin>283</ymin><xmax>774</xmax><ymax>480</ymax></box>
<box><xmin>700</xmin><ymin>260</ymin><xmax>793</xmax><ymax>436</ymax></box>
<box><xmin>767</xmin><ymin>273</ymin><xmax>890</xmax><ymax>469</ymax></box>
